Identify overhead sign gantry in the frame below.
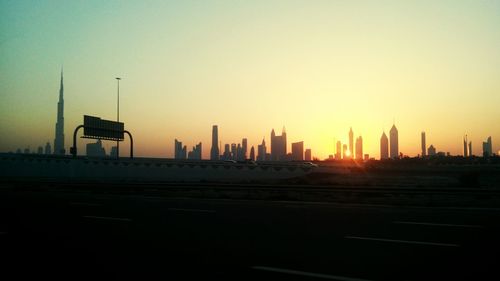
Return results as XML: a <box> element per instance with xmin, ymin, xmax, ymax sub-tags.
<box><xmin>70</xmin><ymin>115</ymin><xmax>133</xmax><ymax>158</ymax></box>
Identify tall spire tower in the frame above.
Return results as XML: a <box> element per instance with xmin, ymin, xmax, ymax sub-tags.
<box><xmin>54</xmin><ymin>68</ymin><xmax>65</xmax><ymax>155</ymax></box>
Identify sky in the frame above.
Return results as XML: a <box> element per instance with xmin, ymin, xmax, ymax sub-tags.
<box><xmin>1</xmin><ymin>0</ymin><xmax>499</xmax><ymax>159</ymax></box>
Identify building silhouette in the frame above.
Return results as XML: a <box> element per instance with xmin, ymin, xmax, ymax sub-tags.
<box><xmin>291</xmin><ymin>141</ymin><xmax>304</xmax><ymax>161</ymax></box>
<box><xmin>380</xmin><ymin>132</ymin><xmax>389</xmax><ymax>160</ymax></box>
<box><xmin>469</xmin><ymin>141</ymin><xmax>472</xmax><ymax>157</ymax></box>
<box><xmin>421</xmin><ymin>132</ymin><xmax>426</xmax><ymax>157</ymax></box>
<box><xmin>53</xmin><ymin>69</ymin><xmax>65</xmax><ymax>155</ymax></box>
<box><xmin>271</xmin><ymin>127</ymin><xmax>287</xmax><ymax>161</ymax></box>
<box><xmin>342</xmin><ymin>144</ymin><xmax>348</xmax><ymax>159</ymax></box>
<box><xmin>174</xmin><ymin>139</ymin><xmax>187</xmax><ymax>159</ymax></box>
<box><xmin>188</xmin><ymin>142</ymin><xmax>202</xmax><ymax>160</ymax></box>
<box><xmin>389</xmin><ymin>124</ymin><xmax>399</xmax><ymax>159</ymax></box>
<box><xmin>305</xmin><ymin>149</ymin><xmax>312</xmax><ymax>161</ymax></box>
<box><xmin>335</xmin><ymin>141</ymin><xmax>342</xmax><ymax>160</ymax></box>
<box><xmin>428</xmin><ymin>144</ymin><xmax>436</xmax><ymax>156</ymax></box>
<box><xmin>210</xmin><ymin>125</ymin><xmax>219</xmax><ymax>160</ymax></box>
<box><xmin>250</xmin><ymin>146</ymin><xmax>255</xmax><ymax>161</ymax></box>
<box><xmin>222</xmin><ymin>144</ymin><xmax>231</xmax><ymax>160</ymax></box>
<box><xmin>44</xmin><ymin>142</ymin><xmax>52</xmax><ymax>155</ymax></box>
<box><xmin>483</xmin><ymin>136</ymin><xmax>493</xmax><ymax>157</ymax></box>
<box><xmin>242</xmin><ymin>138</ymin><xmax>248</xmax><ymax>160</ymax></box>
<box><xmin>86</xmin><ymin>140</ymin><xmax>106</xmax><ymax>157</ymax></box>
<box><xmin>257</xmin><ymin>138</ymin><xmax>267</xmax><ymax>161</ymax></box>
<box><xmin>355</xmin><ymin>136</ymin><xmax>363</xmax><ymax>160</ymax></box>
<box><xmin>37</xmin><ymin>146</ymin><xmax>43</xmax><ymax>154</ymax></box>
<box><xmin>349</xmin><ymin>127</ymin><xmax>354</xmax><ymax>158</ymax></box>
<box><xmin>463</xmin><ymin>135</ymin><xmax>469</xmax><ymax>157</ymax></box>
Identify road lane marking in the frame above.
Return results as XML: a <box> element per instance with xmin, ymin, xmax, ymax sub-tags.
<box><xmin>70</xmin><ymin>202</ymin><xmax>103</xmax><ymax>207</ymax></box>
<box><xmin>83</xmin><ymin>216</ymin><xmax>131</xmax><ymax>222</ymax></box>
<box><xmin>393</xmin><ymin>221</ymin><xmax>483</xmax><ymax>228</ymax></box>
<box><xmin>345</xmin><ymin>236</ymin><xmax>459</xmax><ymax>247</ymax></box>
<box><xmin>252</xmin><ymin>266</ymin><xmax>374</xmax><ymax>281</ymax></box>
<box><xmin>168</xmin><ymin>208</ymin><xmax>216</xmax><ymax>213</ymax></box>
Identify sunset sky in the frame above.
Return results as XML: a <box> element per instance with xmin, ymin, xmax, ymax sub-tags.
<box><xmin>1</xmin><ymin>0</ymin><xmax>499</xmax><ymax>159</ymax></box>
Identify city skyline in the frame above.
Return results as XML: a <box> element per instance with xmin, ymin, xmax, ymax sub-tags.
<box><xmin>1</xmin><ymin>1</ymin><xmax>500</xmax><ymax>159</ymax></box>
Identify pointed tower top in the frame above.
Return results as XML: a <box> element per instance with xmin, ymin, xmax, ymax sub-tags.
<box><xmin>282</xmin><ymin>126</ymin><xmax>286</xmax><ymax>134</ymax></box>
<box><xmin>271</xmin><ymin>129</ymin><xmax>275</xmax><ymax>136</ymax></box>
<box><xmin>59</xmin><ymin>67</ymin><xmax>64</xmax><ymax>100</ymax></box>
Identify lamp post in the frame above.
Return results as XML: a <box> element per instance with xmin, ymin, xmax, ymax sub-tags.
<box><xmin>116</xmin><ymin>77</ymin><xmax>121</xmax><ymax>159</ymax></box>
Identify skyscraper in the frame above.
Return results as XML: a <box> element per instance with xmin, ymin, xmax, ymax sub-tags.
<box><xmin>210</xmin><ymin>125</ymin><xmax>219</xmax><ymax>160</ymax></box>
<box><xmin>188</xmin><ymin>142</ymin><xmax>202</xmax><ymax>160</ymax></box>
<box><xmin>380</xmin><ymin>132</ymin><xmax>389</xmax><ymax>160</ymax></box>
<box><xmin>389</xmin><ymin>124</ymin><xmax>399</xmax><ymax>159</ymax></box>
<box><xmin>174</xmin><ymin>139</ymin><xmax>187</xmax><ymax>159</ymax></box>
<box><xmin>44</xmin><ymin>142</ymin><xmax>52</xmax><ymax>155</ymax></box>
<box><xmin>270</xmin><ymin>127</ymin><xmax>287</xmax><ymax>161</ymax></box>
<box><xmin>349</xmin><ymin>127</ymin><xmax>354</xmax><ymax>158</ymax></box>
<box><xmin>342</xmin><ymin>144</ymin><xmax>348</xmax><ymax>160</ymax></box>
<box><xmin>421</xmin><ymin>132</ymin><xmax>426</xmax><ymax>157</ymax></box>
<box><xmin>242</xmin><ymin>138</ymin><xmax>248</xmax><ymax>160</ymax></box>
<box><xmin>86</xmin><ymin>140</ymin><xmax>106</xmax><ymax>157</ymax></box>
<box><xmin>468</xmin><ymin>141</ymin><xmax>472</xmax><ymax>157</ymax></box>
<box><xmin>54</xmin><ymin>69</ymin><xmax>65</xmax><ymax>155</ymax></box>
<box><xmin>291</xmin><ymin>141</ymin><xmax>304</xmax><ymax>161</ymax></box>
<box><xmin>305</xmin><ymin>149</ymin><xmax>312</xmax><ymax>161</ymax></box>
<box><xmin>257</xmin><ymin>138</ymin><xmax>267</xmax><ymax>161</ymax></box>
<box><xmin>483</xmin><ymin>136</ymin><xmax>493</xmax><ymax>157</ymax></box>
<box><xmin>355</xmin><ymin>136</ymin><xmax>363</xmax><ymax>160</ymax></box>
<box><xmin>335</xmin><ymin>141</ymin><xmax>342</xmax><ymax>160</ymax></box>
<box><xmin>428</xmin><ymin>144</ymin><xmax>436</xmax><ymax>156</ymax></box>
<box><xmin>463</xmin><ymin>135</ymin><xmax>469</xmax><ymax>157</ymax></box>
<box><xmin>250</xmin><ymin>146</ymin><xmax>255</xmax><ymax>161</ymax></box>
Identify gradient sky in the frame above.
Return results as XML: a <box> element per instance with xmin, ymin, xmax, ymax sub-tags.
<box><xmin>1</xmin><ymin>0</ymin><xmax>499</xmax><ymax>159</ymax></box>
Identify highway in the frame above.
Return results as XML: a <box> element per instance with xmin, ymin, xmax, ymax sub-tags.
<box><xmin>1</xmin><ymin>186</ymin><xmax>499</xmax><ymax>280</ymax></box>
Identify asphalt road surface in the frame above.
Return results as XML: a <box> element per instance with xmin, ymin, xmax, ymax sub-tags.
<box><xmin>1</xmin><ymin>186</ymin><xmax>499</xmax><ymax>280</ymax></box>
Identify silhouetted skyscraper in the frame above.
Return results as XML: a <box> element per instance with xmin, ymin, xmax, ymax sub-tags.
<box><xmin>291</xmin><ymin>141</ymin><xmax>304</xmax><ymax>161</ymax></box>
<box><xmin>174</xmin><ymin>139</ymin><xmax>187</xmax><ymax>159</ymax></box>
<box><xmin>305</xmin><ymin>149</ymin><xmax>312</xmax><ymax>161</ymax></box>
<box><xmin>45</xmin><ymin>142</ymin><xmax>52</xmax><ymax>155</ymax></box>
<box><xmin>355</xmin><ymin>136</ymin><xmax>363</xmax><ymax>160</ymax></box>
<box><xmin>210</xmin><ymin>125</ymin><xmax>219</xmax><ymax>160</ymax></box>
<box><xmin>428</xmin><ymin>144</ymin><xmax>436</xmax><ymax>156</ymax></box>
<box><xmin>257</xmin><ymin>138</ymin><xmax>267</xmax><ymax>161</ymax></box>
<box><xmin>463</xmin><ymin>135</ymin><xmax>469</xmax><ymax>157</ymax></box>
<box><xmin>250</xmin><ymin>146</ymin><xmax>255</xmax><ymax>161</ymax></box>
<box><xmin>37</xmin><ymin>146</ymin><xmax>43</xmax><ymax>154</ymax></box>
<box><xmin>242</xmin><ymin>138</ymin><xmax>248</xmax><ymax>160</ymax></box>
<box><xmin>349</xmin><ymin>127</ymin><xmax>354</xmax><ymax>157</ymax></box>
<box><xmin>390</xmin><ymin>124</ymin><xmax>399</xmax><ymax>159</ymax></box>
<box><xmin>54</xmin><ymin>69</ymin><xmax>65</xmax><ymax>155</ymax></box>
<box><xmin>380</xmin><ymin>132</ymin><xmax>389</xmax><ymax>160</ymax></box>
<box><xmin>223</xmin><ymin>144</ymin><xmax>231</xmax><ymax>160</ymax></box>
<box><xmin>271</xmin><ymin>127</ymin><xmax>287</xmax><ymax>161</ymax></box>
<box><xmin>342</xmin><ymin>144</ymin><xmax>348</xmax><ymax>160</ymax></box>
<box><xmin>188</xmin><ymin>142</ymin><xmax>202</xmax><ymax>160</ymax></box>
<box><xmin>335</xmin><ymin>141</ymin><xmax>342</xmax><ymax>160</ymax></box>
<box><xmin>87</xmin><ymin>139</ymin><xmax>106</xmax><ymax>157</ymax></box>
<box><xmin>421</xmin><ymin>132</ymin><xmax>426</xmax><ymax>157</ymax></box>
<box><xmin>468</xmin><ymin>141</ymin><xmax>472</xmax><ymax>157</ymax></box>
<box><xmin>483</xmin><ymin>136</ymin><xmax>493</xmax><ymax>157</ymax></box>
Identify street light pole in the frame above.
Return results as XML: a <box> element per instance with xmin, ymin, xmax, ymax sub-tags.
<box><xmin>116</xmin><ymin>77</ymin><xmax>121</xmax><ymax>159</ymax></box>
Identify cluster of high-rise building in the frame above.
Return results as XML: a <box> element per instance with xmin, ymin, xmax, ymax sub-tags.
<box><xmin>15</xmin><ymin>71</ymin><xmax>499</xmax><ymax>161</ymax></box>
<box><xmin>174</xmin><ymin>139</ymin><xmax>202</xmax><ymax>160</ymax></box>
<box><xmin>176</xmin><ymin>125</ymin><xmax>312</xmax><ymax>161</ymax></box>
<box><xmin>334</xmin><ymin>127</ymin><xmax>367</xmax><ymax>161</ymax></box>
